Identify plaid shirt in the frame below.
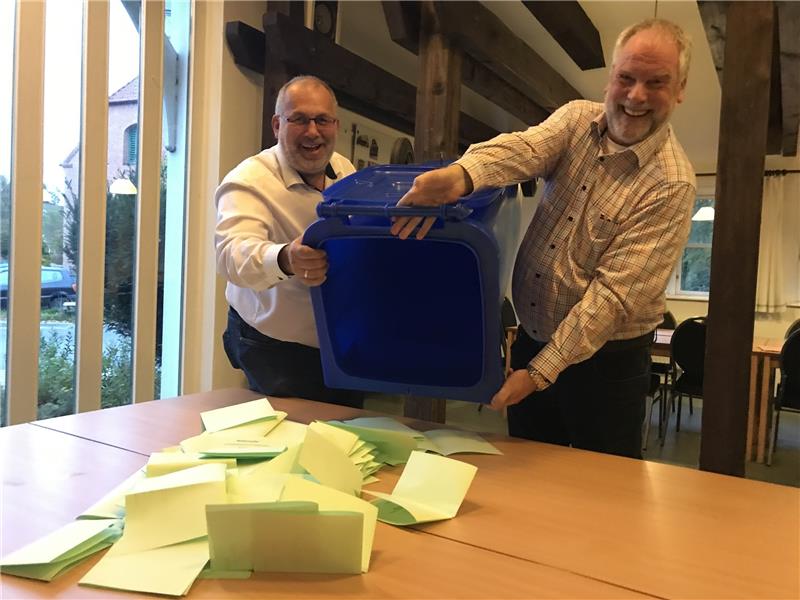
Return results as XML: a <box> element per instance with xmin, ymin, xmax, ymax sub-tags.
<box><xmin>457</xmin><ymin>100</ymin><xmax>696</xmax><ymax>383</ymax></box>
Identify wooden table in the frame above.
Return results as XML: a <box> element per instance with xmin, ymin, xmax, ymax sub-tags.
<box><xmin>3</xmin><ymin>389</ymin><xmax>799</xmax><ymax>599</ymax></box>
<box><xmin>651</xmin><ymin>329</ymin><xmax>784</xmax><ymax>463</ymax></box>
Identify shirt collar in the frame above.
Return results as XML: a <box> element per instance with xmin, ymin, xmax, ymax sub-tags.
<box><xmin>590</xmin><ymin>110</ymin><xmax>671</xmax><ymax>167</ymax></box>
<box><xmin>275</xmin><ymin>144</ymin><xmax>340</xmax><ymax>191</ymax></box>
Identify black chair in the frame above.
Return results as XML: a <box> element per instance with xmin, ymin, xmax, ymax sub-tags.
<box><xmin>642</xmin><ymin>372</ymin><xmax>666</xmax><ymax>452</ymax></box>
<box><xmin>500</xmin><ymin>297</ymin><xmax>518</xmax><ymax>376</ymax></box>
<box><xmin>767</xmin><ymin>330</ymin><xmax>800</xmax><ymax>465</ymax></box>
<box><xmin>652</xmin><ymin>311</ymin><xmax>677</xmax><ymax>399</ymax></box>
<box><xmin>785</xmin><ymin>318</ymin><xmax>800</xmax><ymax>340</ymax></box>
<box><xmin>670</xmin><ymin>317</ymin><xmax>707</xmax><ymax>432</ymax></box>
<box><xmin>659</xmin><ymin>311</ymin><xmax>677</xmax><ymax>330</ymax></box>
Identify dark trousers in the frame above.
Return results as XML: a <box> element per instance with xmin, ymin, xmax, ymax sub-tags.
<box><xmin>508</xmin><ymin>327</ymin><xmax>651</xmax><ymax>459</ymax></box>
<box><xmin>223</xmin><ymin>307</ymin><xmax>364</xmax><ymax>409</ymax></box>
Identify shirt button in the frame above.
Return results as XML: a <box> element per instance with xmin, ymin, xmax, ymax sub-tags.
<box><xmin>550</xmin><ymin>244</ymin><xmax>555</xmax><ymax>249</ymax></box>
<box><xmin>599</xmin><ymin>156</ymin><xmax>605</xmax><ymax>162</ymax></box>
<box><xmin>530</xmin><ymin>302</ymin><xmax>536</xmax><ymax>307</ymax></box>
<box><xmin>532</xmin><ymin>330</ymin><xmax>538</xmax><ymax>334</ymax></box>
<box><xmin>567</xmin><ymin>216</ymin><xmax>574</xmax><ymax>222</ymax></box>
<box><xmin>581</xmin><ymin>185</ymin><xmax>587</xmax><ymax>191</ymax></box>
<box><xmin>535</xmin><ymin>273</ymin><xmax>541</xmax><ymax>278</ymax></box>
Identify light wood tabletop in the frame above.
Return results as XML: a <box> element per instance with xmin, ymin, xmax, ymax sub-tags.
<box><xmin>7</xmin><ymin>389</ymin><xmax>800</xmax><ymax>599</ymax></box>
<box><xmin>1</xmin><ymin>420</ymin><xmax>651</xmax><ymax>600</ymax></box>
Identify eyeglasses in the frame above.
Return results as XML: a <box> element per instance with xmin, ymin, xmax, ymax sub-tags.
<box><xmin>282</xmin><ymin>114</ymin><xmax>339</xmax><ymax>129</ymax></box>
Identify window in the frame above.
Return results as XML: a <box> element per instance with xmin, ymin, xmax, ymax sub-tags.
<box><xmin>668</xmin><ymin>197</ymin><xmax>714</xmax><ymax>297</ymax></box>
<box><xmin>41</xmin><ymin>269</ymin><xmax>61</xmax><ymax>284</ymax></box>
<box><xmin>124</xmin><ymin>124</ymin><xmax>138</xmax><ymax>165</ymax></box>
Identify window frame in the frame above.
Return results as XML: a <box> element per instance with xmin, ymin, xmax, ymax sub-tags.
<box><xmin>667</xmin><ymin>178</ymin><xmax>716</xmax><ymax>300</ymax></box>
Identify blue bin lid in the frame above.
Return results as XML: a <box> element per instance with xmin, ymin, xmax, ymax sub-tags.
<box><xmin>322</xmin><ymin>164</ymin><xmax>502</xmax><ymax>211</ymax></box>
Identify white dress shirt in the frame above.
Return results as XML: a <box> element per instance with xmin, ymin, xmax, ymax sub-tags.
<box><xmin>215</xmin><ymin>145</ymin><xmax>355</xmax><ymax>348</ymax></box>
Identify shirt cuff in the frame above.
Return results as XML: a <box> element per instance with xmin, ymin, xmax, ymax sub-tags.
<box><xmin>264</xmin><ymin>242</ymin><xmax>291</xmax><ymax>283</ymax></box>
<box><xmin>454</xmin><ymin>155</ymin><xmax>487</xmax><ymax>192</ymax></box>
<box><xmin>528</xmin><ymin>343</ymin><xmax>568</xmax><ymax>385</ymax></box>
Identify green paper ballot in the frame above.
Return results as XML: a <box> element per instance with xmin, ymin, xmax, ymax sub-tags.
<box><xmin>327</xmin><ymin>420</ymin><xmax>417</xmax><ymax>465</ymax></box>
<box><xmin>0</xmin><ymin>519</ymin><xmax>121</xmax><ymax>581</ymax></box>
<box><xmin>115</xmin><ymin>463</ymin><xmax>227</xmax><ymax>554</ymax></box>
<box><xmin>298</xmin><ymin>428</ymin><xmax>362</xmax><ymax>496</ymax></box>
<box><xmin>261</xmin><ymin>419</ymin><xmax>308</xmax><ymax>447</ymax></box>
<box><xmin>309</xmin><ymin>421</ymin><xmax>360</xmax><ymax>454</ymax></box>
<box><xmin>80</xmin><ymin>538</ymin><xmax>209</xmax><ymax>597</ymax></box>
<box><xmin>78</xmin><ymin>468</ymin><xmax>146</xmax><ymax>519</ymax></box>
<box><xmin>421</xmin><ymin>429</ymin><xmax>503</xmax><ymax>456</ymax></box>
<box><xmin>180</xmin><ymin>412</ymin><xmax>288</xmax><ymax>453</ymax></box>
<box><xmin>199</xmin><ymin>444</ymin><xmax>286</xmax><ymax>459</ymax></box>
<box><xmin>339</xmin><ymin>416</ymin><xmax>424</xmax><ymax>439</ymax></box>
<box><xmin>280</xmin><ymin>477</ymin><xmax>378</xmax><ymax>572</ymax></box>
<box><xmin>206</xmin><ymin>501</ymin><xmax>363</xmax><ymax>575</ymax></box>
<box><xmin>226</xmin><ymin>470</ymin><xmax>291</xmax><ymax>504</ymax></box>
<box><xmin>200</xmin><ymin>397</ymin><xmax>276</xmax><ymax>433</ymax></box>
<box><xmin>146</xmin><ymin>452</ymin><xmax>236</xmax><ymax>476</ymax></box>
<box><xmin>364</xmin><ymin>451</ymin><xmax>478</xmax><ymax>526</ymax></box>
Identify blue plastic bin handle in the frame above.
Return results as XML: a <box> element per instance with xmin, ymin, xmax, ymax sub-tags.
<box><xmin>317</xmin><ymin>201</ymin><xmax>473</xmax><ymax>221</ymax></box>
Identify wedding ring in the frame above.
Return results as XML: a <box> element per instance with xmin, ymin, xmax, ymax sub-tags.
<box><xmin>304</xmin><ymin>270</ymin><xmax>309</xmax><ymax>279</ymax></box>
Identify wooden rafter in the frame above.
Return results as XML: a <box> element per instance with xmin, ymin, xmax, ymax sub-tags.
<box><xmin>224</xmin><ymin>16</ymin><xmax>499</xmax><ymax>149</ymax></box>
<box><xmin>521</xmin><ymin>1</ymin><xmax>605</xmax><ymax>70</ymax></box>
<box><xmin>381</xmin><ymin>1</ymin><xmax>550</xmax><ymax>126</ymax></box>
<box><xmin>432</xmin><ymin>1</ymin><xmax>582</xmax><ymax>111</ymax></box>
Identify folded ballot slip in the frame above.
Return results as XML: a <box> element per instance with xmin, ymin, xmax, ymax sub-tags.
<box><xmin>0</xmin><ymin>519</ymin><xmax>121</xmax><ymax>581</ymax></box>
<box><xmin>363</xmin><ymin>451</ymin><xmax>477</xmax><ymax>526</ymax></box>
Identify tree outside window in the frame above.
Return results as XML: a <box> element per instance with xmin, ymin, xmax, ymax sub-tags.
<box><xmin>672</xmin><ymin>197</ymin><xmax>714</xmax><ymax>295</ymax></box>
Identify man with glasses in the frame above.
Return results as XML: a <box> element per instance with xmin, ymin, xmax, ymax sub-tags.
<box><xmin>215</xmin><ymin>75</ymin><xmax>363</xmax><ymax>408</ymax></box>
<box><xmin>391</xmin><ymin>20</ymin><xmax>695</xmax><ymax>458</ymax></box>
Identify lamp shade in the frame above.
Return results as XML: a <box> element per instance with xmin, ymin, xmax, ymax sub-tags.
<box><xmin>691</xmin><ymin>206</ymin><xmax>715</xmax><ymax>221</ymax></box>
<box><xmin>109</xmin><ymin>178</ymin><xmax>137</xmax><ymax>195</ymax></box>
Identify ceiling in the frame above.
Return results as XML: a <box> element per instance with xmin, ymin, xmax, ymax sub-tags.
<box><xmin>338</xmin><ymin>1</ymin><xmax>800</xmax><ymax>175</ymax></box>
<box><xmin>484</xmin><ymin>0</ymin><xmax>799</xmax><ymax>174</ymax></box>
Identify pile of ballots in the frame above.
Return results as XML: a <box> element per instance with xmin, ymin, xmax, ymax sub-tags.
<box><xmin>1</xmin><ymin>398</ymin><xmax>501</xmax><ymax>596</ymax></box>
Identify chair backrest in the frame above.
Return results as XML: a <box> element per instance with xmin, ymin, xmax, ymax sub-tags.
<box><xmin>780</xmin><ymin>330</ymin><xmax>800</xmax><ymax>408</ymax></box>
<box><xmin>659</xmin><ymin>311</ymin><xmax>677</xmax><ymax>330</ymax></box>
<box><xmin>501</xmin><ymin>297</ymin><xmax>517</xmax><ymax>330</ymax></box>
<box><xmin>671</xmin><ymin>316</ymin><xmax>707</xmax><ymax>376</ymax></box>
<box><xmin>785</xmin><ymin>318</ymin><xmax>800</xmax><ymax>340</ymax></box>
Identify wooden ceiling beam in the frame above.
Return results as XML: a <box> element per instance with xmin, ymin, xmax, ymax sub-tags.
<box><xmin>433</xmin><ymin>1</ymin><xmax>582</xmax><ymax>111</ymax></box>
<box><xmin>232</xmin><ymin>13</ymin><xmax>499</xmax><ymax>149</ymax></box>
<box><xmin>777</xmin><ymin>1</ymin><xmax>799</xmax><ymax>156</ymax></box>
<box><xmin>381</xmin><ymin>1</ymin><xmax>550</xmax><ymax>126</ymax></box>
<box><xmin>521</xmin><ymin>1</ymin><xmax>605</xmax><ymax>70</ymax></box>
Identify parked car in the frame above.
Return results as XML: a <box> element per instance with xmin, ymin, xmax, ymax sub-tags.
<box><xmin>0</xmin><ymin>264</ymin><xmax>77</xmax><ymax>310</ymax></box>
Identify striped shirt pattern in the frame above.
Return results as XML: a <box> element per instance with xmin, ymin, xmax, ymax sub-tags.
<box><xmin>457</xmin><ymin>100</ymin><xmax>696</xmax><ymax>384</ymax></box>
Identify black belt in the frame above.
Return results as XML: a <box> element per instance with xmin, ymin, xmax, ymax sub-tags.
<box><xmin>597</xmin><ymin>330</ymin><xmax>655</xmax><ymax>353</ymax></box>
<box><xmin>523</xmin><ymin>327</ymin><xmax>654</xmax><ymax>354</ymax></box>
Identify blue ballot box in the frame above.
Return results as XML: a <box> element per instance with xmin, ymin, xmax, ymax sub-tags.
<box><xmin>303</xmin><ymin>164</ymin><xmax>520</xmax><ymax>403</ymax></box>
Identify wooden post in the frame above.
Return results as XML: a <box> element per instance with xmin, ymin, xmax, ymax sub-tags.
<box><xmin>699</xmin><ymin>1</ymin><xmax>774</xmax><ymax>476</ymax></box>
<box><xmin>404</xmin><ymin>1</ymin><xmax>462</xmax><ymax>423</ymax></box>
<box><xmin>413</xmin><ymin>0</ymin><xmax>462</xmax><ymax>161</ymax></box>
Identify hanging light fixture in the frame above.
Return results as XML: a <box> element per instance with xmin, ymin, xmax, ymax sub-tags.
<box><xmin>691</xmin><ymin>206</ymin><xmax>715</xmax><ymax>221</ymax></box>
<box><xmin>109</xmin><ymin>178</ymin><xmax>137</xmax><ymax>195</ymax></box>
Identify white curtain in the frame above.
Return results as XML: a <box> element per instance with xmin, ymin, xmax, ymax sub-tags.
<box><xmin>756</xmin><ymin>174</ymin><xmax>799</xmax><ymax>313</ymax></box>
